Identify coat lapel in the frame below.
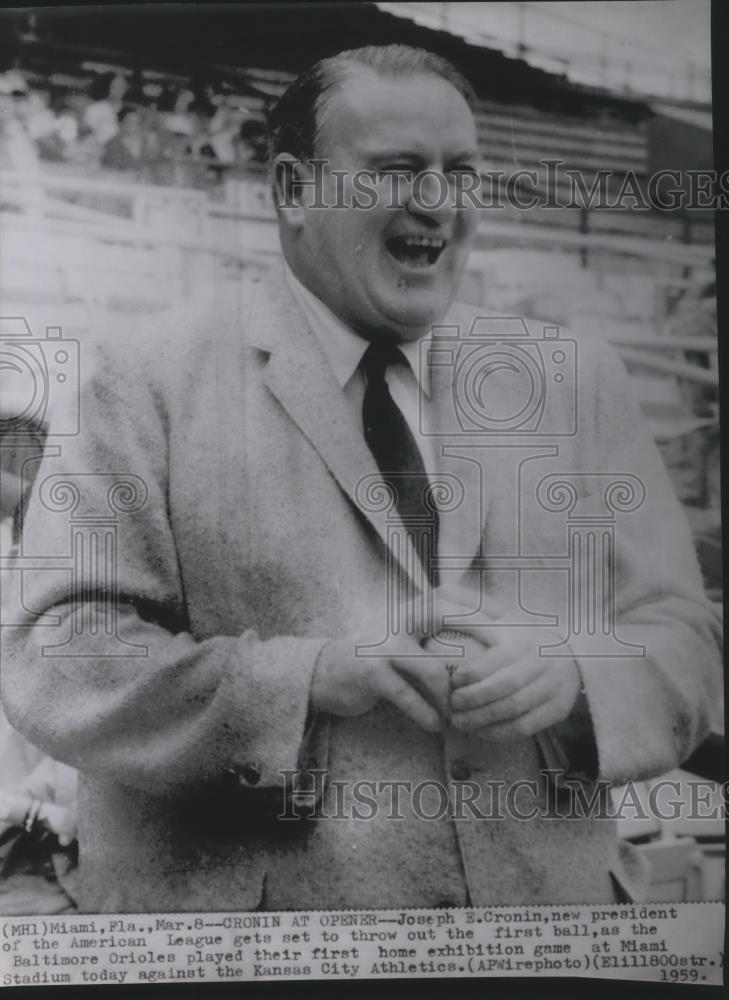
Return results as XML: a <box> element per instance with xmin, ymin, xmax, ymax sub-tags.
<box><xmin>246</xmin><ymin>264</ymin><xmax>430</xmax><ymax>589</ymax></box>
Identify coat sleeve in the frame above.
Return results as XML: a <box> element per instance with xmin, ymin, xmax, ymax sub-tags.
<box><xmin>551</xmin><ymin>336</ymin><xmax>722</xmax><ymax>785</ymax></box>
<box><xmin>0</xmin><ymin>314</ymin><xmax>328</xmax><ymax>798</ymax></box>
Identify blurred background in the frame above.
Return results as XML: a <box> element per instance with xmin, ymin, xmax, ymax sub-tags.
<box><xmin>0</xmin><ymin>2</ymin><xmax>723</xmax><ymax>910</ymax></box>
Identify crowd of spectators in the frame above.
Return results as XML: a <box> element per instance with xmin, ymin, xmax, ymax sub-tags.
<box><xmin>0</xmin><ymin>66</ymin><xmax>270</xmax><ymax>189</ymax></box>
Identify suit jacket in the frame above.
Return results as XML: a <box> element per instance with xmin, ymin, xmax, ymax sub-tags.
<box><xmin>1</xmin><ymin>262</ymin><xmax>721</xmax><ymax>912</ymax></box>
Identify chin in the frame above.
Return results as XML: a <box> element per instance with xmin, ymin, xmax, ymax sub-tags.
<box><xmin>385</xmin><ymin>314</ymin><xmax>441</xmax><ymax>342</ymax></box>
<box><xmin>388</xmin><ymin>295</ymin><xmax>450</xmax><ymax>333</ymax></box>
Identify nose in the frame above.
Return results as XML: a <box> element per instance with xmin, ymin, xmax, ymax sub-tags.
<box><xmin>406</xmin><ymin>169</ymin><xmax>457</xmax><ymax>226</ymax></box>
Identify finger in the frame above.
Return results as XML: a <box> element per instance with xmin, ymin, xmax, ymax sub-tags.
<box><xmin>434</xmin><ymin>616</ymin><xmax>503</xmax><ymax>650</ymax></box>
<box><xmin>438</xmin><ymin>621</ymin><xmax>518</xmax><ymax>651</ymax></box>
<box><xmin>474</xmin><ymin>698</ymin><xmax>565</xmax><ymax>742</ymax></box>
<box><xmin>422</xmin><ymin>631</ymin><xmax>509</xmax><ymax>669</ymax></box>
<box><xmin>376</xmin><ymin>664</ymin><xmax>443</xmax><ymax>732</ymax></box>
<box><xmin>450</xmin><ymin>653</ymin><xmax>546</xmax><ymax>707</ymax></box>
<box><xmin>391</xmin><ymin>655</ymin><xmax>452</xmax><ymax>716</ymax></box>
<box><xmin>431</xmin><ymin>594</ymin><xmax>503</xmax><ymax>641</ymax></box>
<box><xmin>447</xmin><ymin>642</ymin><xmax>515</xmax><ymax>689</ymax></box>
<box><xmin>421</xmin><ymin>635</ymin><xmax>516</xmax><ymax>691</ymax></box>
<box><xmin>451</xmin><ymin>672</ymin><xmax>553</xmax><ymax>731</ymax></box>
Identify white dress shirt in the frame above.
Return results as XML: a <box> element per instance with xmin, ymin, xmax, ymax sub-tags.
<box><xmin>284</xmin><ymin>264</ymin><xmax>437</xmax><ymax>476</ymax></box>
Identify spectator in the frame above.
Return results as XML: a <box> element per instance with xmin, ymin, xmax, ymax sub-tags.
<box><xmin>0</xmin><ymin>90</ymin><xmax>39</xmax><ymax>170</ymax></box>
<box><xmin>1</xmin><ymin>69</ymin><xmax>283</xmax><ymax>187</ymax></box>
<box><xmin>236</xmin><ymin>117</ymin><xmax>269</xmax><ymax>169</ymax></box>
<box><xmin>183</xmin><ymin>98</ymin><xmax>225</xmax><ymax>186</ymax></box>
<box><xmin>159</xmin><ymin>85</ymin><xmax>196</xmax><ymax>138</ymax></box>
<box><xmin>83</xmin><ymin>72</ymin><xmax>126</xmax><ymax>145</ymax></box>
<box><xmin>186</xmin><ymin>97</ymin><xmax>218</xmax><ymax>155</ymax></box>
<box><xmin>40</xmin><ymin>93</ymin><xmax>81</xmax><ymax>162</ymax></box>
<box><xmin>207</xmin><ymin>102</ymin><xmax>244</xmax><ymax>166</ymax></box>
<box><xmin>0</xmin><ymin>90</ymin><xmax>43</xmax><ymax>215</ymax></box>
<box><xmin>154</xmin><ymin>86</ymin><xmax>197</xmax><ymax>185</ymax></box>
<box><xmin>100</xmin><ymin>105</ymin><xmax>164</xmax><ymax>182</ymax></box>
<box><xmin>0</xmin><ymin>68</ymin><xmax>28</xmax><ymax>97</ymax></box>
<box><xmin>23</xmin><ymin>89</ymin><xmax>55</xmax><ymax>143</ymax></box>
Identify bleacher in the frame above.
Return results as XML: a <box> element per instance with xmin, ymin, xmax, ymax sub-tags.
<box><xmin>1</xmin><ymin>42</ymin><xmax>718</xmax><ymax>517</ymax></box>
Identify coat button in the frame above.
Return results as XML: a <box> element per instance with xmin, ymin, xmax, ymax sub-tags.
<box><xmin>451</xmin><ymin>760</ymin><xmax>472</xmax><ymax>781</ymax></box>
<box><xmin>221</xmin><ymin>766</ymin><xmax>240</xmax><ymax>789</ymax></box>
<box><xmin>241</xmin><ymin>763</ymin><xmax>262</xmax><ymax>786</ymax></box>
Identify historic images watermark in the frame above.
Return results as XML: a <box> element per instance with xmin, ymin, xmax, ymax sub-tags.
<box><xmin>276</xmin><ymin>770</ymin><xmax>728</xmax><ymax>823</ymax></box>
<box><xmin>354</xmin><ymin>314</ymin><xmax>647</xmax><ymax>668</ymax></box>
<box><xmin>2</xmin><ymin>312</ymin><xmax>649</xmax><ymax>675</ymax></box>
<box><xmin>0</xmin><ymin>315</ymin><xmax>149</xmax><ymax>657</ymax></box>
<box><xmin>274</xmin><ymin>158</ymin><xmax>729</xmax><ymax>212</ymax></box>
<box><xmin>0</xmin><ymin>316</ymin><xmax>80</xmax><ymax>437</ymax></box>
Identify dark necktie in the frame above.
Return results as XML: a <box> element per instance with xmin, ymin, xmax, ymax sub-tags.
<box><xmin>361</xmin><ymin>340</ymin><xmax>439</xmax><ymax>587</ymax></box>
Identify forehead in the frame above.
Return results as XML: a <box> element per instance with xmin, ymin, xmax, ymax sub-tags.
<box><xmin>319</xmin><ymin>68</ymin><xmax>478</xmax><ymax>158</ymax></box>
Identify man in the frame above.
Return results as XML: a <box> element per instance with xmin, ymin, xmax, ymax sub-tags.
<box><xmin>2</xmin><ymin>45</ymin><xmax>721</xmax><ymax>912</ymax></box>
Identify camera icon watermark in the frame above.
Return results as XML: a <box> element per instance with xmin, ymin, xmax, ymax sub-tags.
<box><xmin>0</xmin><ymin>316</ymin><xmax>80</xmax><ymax>436</ymax></box>
<box><xmin>420</xmin><ymin>316</ymin><xmax>577</xmax><ymax>436</ymax></box>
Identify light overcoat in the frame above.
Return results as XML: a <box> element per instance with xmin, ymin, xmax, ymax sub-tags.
<box><xmin>2</xmin><ymin>263</ymin><xmax>721</xmax><ymax>911</ymax></box>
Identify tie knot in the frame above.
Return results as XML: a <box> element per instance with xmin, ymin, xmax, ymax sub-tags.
<box><xmin>362</xmin><ymin>339</ymin><xmax>407</xmax><ymax>382</ymax></box>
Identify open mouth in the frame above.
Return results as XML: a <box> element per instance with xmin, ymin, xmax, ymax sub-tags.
<box><xmin>385</xmin><ymin>235</ymin><xmax>446</xmax><ymax>268</ymax></box>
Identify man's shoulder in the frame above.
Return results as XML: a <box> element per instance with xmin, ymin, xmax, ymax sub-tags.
<box><xmin>88</xmin><ymin>274</ymin><xmax>269</xmax><ymax>388</ymax></box>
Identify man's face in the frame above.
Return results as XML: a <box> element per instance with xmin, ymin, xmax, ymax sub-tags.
<box><xmin>286</xmin><ymin>69</ymin><xmax>481</xmax><ymax>342</ymax></box>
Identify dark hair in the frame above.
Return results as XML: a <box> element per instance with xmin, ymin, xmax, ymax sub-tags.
<box><xmin>239</xmin><ymin>118</ymin><xmax>267</xmax><ymax>140</ymax></box>
<box><xmin>117</xmin><ymin>104</ymin><xmax>139</xmax><ymax>124</ymax></box>
<box><xmin>267</xmin><ymin>44</ymin><xmax>477</xmax><ymax>162</ymax></box>
<box><xmin>156</xmin><ymin>85</ymin><xmax>179</xmax><ymax>113</ymax></box>
<box><xmin>187</xmin><ymin>97</ymin><xmax>217</xmax><ymax>119</ymax></box>
<box><xmin>89</xmin><ymin>72</ymin><xmax>116</xmax><ymax>103</ymax></box>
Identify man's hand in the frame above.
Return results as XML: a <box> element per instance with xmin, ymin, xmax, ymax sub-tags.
<box><xmin>310</xmin><ymin>634</ymin><xmax>449</xmax><ymax>732</ymax></box>
<box><xmin>425</xmin><ymin>626</ymin><xmax>582</xmax><ymax>741</ymax></box>
<box><xmin>0</xmin><ymin>792</ymin><xmax>77</xmax><ymax>847</ymax></box>
<box><xmin>310</xmin><ymin>588</ymin><xmax>504</xmax><ymax>731</ymax></box>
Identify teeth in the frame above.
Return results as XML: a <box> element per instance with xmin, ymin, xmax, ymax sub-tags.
<box><xmin>401</xmin><ymin>236</ymin><xmax>445</xmax><ymax>248</ymax></box>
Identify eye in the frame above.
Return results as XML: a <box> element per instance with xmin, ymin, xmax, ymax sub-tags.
<box><xmin>447</xmin><ymin>165</ymin><xmax>480</xmax><ymax>178</ymax></box>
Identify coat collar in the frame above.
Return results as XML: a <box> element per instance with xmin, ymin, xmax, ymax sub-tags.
<box><xmin>246</xmin><ymin>261</ymin><xmax>490</xmax><ymax>592</ymax></box>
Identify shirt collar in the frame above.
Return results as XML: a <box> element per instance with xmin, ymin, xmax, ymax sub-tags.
<box><xmin>284</xmin><ymin>262</ymin><xmax>431</xmax><ymax>397</ymax></box>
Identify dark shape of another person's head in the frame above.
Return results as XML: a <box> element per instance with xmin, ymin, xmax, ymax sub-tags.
<box><xmin>268</xmin><ymin>44</ymin><xmax>481</xmax><ymax>344</ymax></box>
<box><xmin>89</xmin><ymin>72</ymin><xmax>114</xmax><ymax>103</ymax></box>
<box><xmin>188</xmin><ymin>98</ymin><xmax>217</xmax><ymax>123</ymax></box>
<box><xmin>156</xmin><ymin>85</ymin><xmax>180</xmax><ymax>114</ymax></box>
<box><xmin>89</xmin><ymin>71</ymin><xmax>128</xmax><ymax>104</ymax></box>
<box><xmin>9</xmin><ymin>88</ymin><xmax>30</xmax><ymax>121</ymax></box>
<box><xmin>239</xmin><ymin>118</ymin><xmax>269</xmax><ymax>161</ymax></box>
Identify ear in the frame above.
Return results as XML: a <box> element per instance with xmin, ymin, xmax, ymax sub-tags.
<box><xmin>272</xmin><ymin>154</ymin><xmax>319</xmax><ymax>228</ymax></box>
